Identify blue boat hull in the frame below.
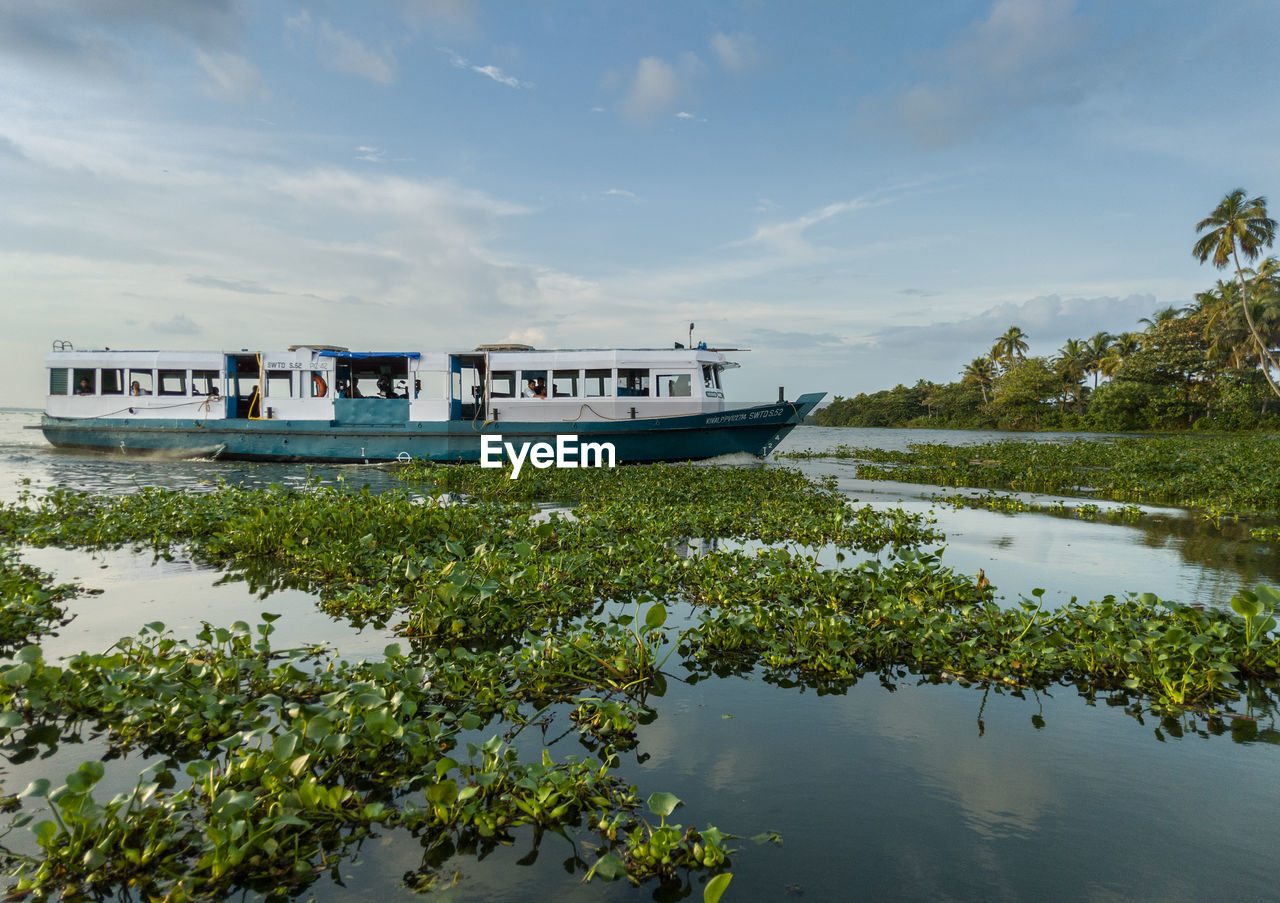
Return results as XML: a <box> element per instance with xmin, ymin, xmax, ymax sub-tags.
<box><xmin>40</xmin><ymin>394</ymin><xmax>825</xmax><ymax>464</ymax></box>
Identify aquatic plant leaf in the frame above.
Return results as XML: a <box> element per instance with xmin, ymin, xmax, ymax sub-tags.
<box><xmin>647</xmin><ymin>791</ymin><xmax>680</xmax><ymax>818</ymax></box>
<box><xmin>20</xmin><ymin>779</ymin><xmax>50</xmax><ymax>798</ymax></box>
<box><xmin>704</xmin><ymin>872</ymin><xmax>733</xmax><ymax>903</ymax></box>
<box><xmin>587</xmin><ymin>852</ymin><xmax>627</xmax><ymax>882</ymax></box>
<box><xmin>1232</xmin><ymin>594</ymin><xmax>1263</xmax><ymax>619</ymax></box>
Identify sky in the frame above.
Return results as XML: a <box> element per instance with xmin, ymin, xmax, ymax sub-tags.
<box><xmin>4</xmin><ymin>0</ymin><xmax>1280</xmax><ymax>406</ymax></box>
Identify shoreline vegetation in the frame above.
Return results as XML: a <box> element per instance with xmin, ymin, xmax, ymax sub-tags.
<box><xmin>0</xmin><ymin>463</ymin><xmax>1278</xmax><ymax>898</ymax></box>
<box><xmin>815</xmin><ymin>189</ymin><xmax>1280</xmax><ymax>432</ymax></box>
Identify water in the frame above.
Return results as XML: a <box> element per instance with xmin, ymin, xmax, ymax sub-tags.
<box><xmin>3</xmin><ymin>411</ymin><xmax>1279</xmax><ymax>901</ymax></box>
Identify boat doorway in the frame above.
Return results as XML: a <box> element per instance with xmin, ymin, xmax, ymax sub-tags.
<box><xmin>452</xmin><ymin>354</ymin><xmax>486</xmax><ymax>421</ymax></box>
<box><xmin>226</xmin><ymin>354</ymin><xmax>261</xmax><ymax>419</ymax></box>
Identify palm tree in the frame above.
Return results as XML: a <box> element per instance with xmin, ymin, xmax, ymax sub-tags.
<box><xmin>1200</xmin><ymin>280</ymin><xmax>1254</xmax><ymax>370</ymax></box>
<box><xmin>1057</xmin><ymin>338</ymin><xmax>1086</xmax><ymax>367</ymax></box>
<box><xmin>961</xmin><ymin>357</ymin><xmax>996</xmax><ymax>403</ymax></box>
<box><xmin>1112</xmin><ymin>331</ymin><xmax>1141</xmax><ymax>357</ymax></box>
<box><xmin>1098</xmin><ymin>345</ymin><xmax>1125</xmax><ymax>380</ymax></box>
<box><xmin>1194</xmin><ymin>188</ymin><xmax>1280</xmax><ymax>396</ymax></box>
<box><xmin>994</xmin><ymin>326</ymin><xmax>1029</xmax><ymax>366</ymax></box>
<box><xmin>1139</xmin><ymin>306</ymin><xmax>1183</xmax><ymax>330</ymax></box>
<box><xmin>1083</xmin><ymin>331</ymin><xmax>1112</xmax><ymax>388</ymax></box>
<box><xmin>1054</xmin><ymin>339</ymin><xmax>1088</xmax><ymax>412</ymax></box>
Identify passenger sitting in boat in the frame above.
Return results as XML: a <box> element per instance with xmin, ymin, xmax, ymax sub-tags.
<box><xmin>523</xmin><ymin>379</ymin><xmax>545</xmax><ymax>399</ymax></box>
<box><xmin>77</xmin><ymin>377</ymin><xmax>92</xmax><ymax>395</ymax></box>
<box><xmin>129</xmin><ymin>380</ymin><xmax>146</xmax><ymax>396</ymax></box>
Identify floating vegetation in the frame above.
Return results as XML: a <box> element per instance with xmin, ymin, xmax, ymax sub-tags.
<box><xmin>397</xmin><ymin>461</ymin><xmax>941</xmax><ymax>551</ymax></box>
<box><xmin>0</xmin><ymin>619</ymin><xmax>701</xmax><ymax>898</ymax></box>
<box><xmin>0</xmin><ymin>552</ymin><xmax>78</xmax><ymax>653</ymax></box>
<box><xmin>779</xmin><ymin>435</ymin><xmax>1280</xmax><ymax>516</ymax></box>
<box><xmin>930</xmin><ymin>490</ymin><xmax>1146</xmax><ymax>522</ymax></box>
<box><xmin>3</xmin><ymin>462</ymin><xmax>1280</xmax><ymax>898</ymax></box>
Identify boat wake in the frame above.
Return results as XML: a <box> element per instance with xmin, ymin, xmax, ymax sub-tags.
<box><xmin>693</xmin><ymin>452</ymin><xmax>766</xmax><ymax>468</ymax></box>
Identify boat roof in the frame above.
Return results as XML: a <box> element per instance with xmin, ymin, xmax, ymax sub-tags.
<box><xmin>44</xmin><ymin>344</ymin><xmax>744</xmax><ymax>365</ymax></box>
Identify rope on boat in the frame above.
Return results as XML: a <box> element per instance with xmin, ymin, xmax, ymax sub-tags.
<box><xmin>54</xmin><ymin>399</ymin><xmax>219</xmax><ymax>420</ymax></box>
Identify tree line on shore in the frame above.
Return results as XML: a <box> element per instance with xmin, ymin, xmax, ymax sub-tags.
<box><xmin>815</xmin><ymin>189</ymin><xmax>1280</xmax><ymax>431</ymax></box>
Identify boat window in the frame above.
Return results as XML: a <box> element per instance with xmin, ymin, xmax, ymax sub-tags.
<box><xmin>101</xmin><ymin>369</ymin><xmax>124</xmax><ymax>395</ymax></box>
<box><xmin>266</xmin><ymin>371</ymin><xmax>293</xmax><ymax>398</ymax></box>
<box><xmin>702</xmin><ymin>365</ymin><xmax>715</xmax><ymax>388</ymax></box>
<box><xmin>73</xmin><ymin>368</ymin><xmax>96</xmax><ymax>395</ymax></box>
<box><xmin>158</xmin><ymin>370</ymin><xmax>187</xmax><ymax>396</ymax></box>
<box><xmin>618</xmin><ymin>369</ymin><xmax>650</xmax><ymax>397</ymax></box>
<box><xmin>129</xmin><ymin>369</ymin><xmax>153</xmax><ymax>395</ymax></box>
<box><xmin>49</xmin><ymin>368</ymin><xmax>68</xmax><ymax>395</ymax></box>
<box><xmin>519</xmin><ymin>370</ymin><xmax>547</xmax><ymax>398</ymax></box>
<box><xmin>192</xmin><ymin>370</ymin><xmax>220</xmax><ymax>396</ymax></box>
<box><xmin>234</xmin><ymin>374</ymin><xmax>259</xmax><ymax>403</ymax></box>
<box><xmin>584</xmin><ymin>369</ymin><xmax>613</xmax><ymax>397</ymax></box>
<box><xmin>656</xmin><ymin>373</ymin><xmax>692</xmax><ymax>398</ymax></box>
<box><xmin>343</xmin><ymin>358</ymin><xmax>408</xmax><ymax>399</ymax></box>
<box><xmin>490</xmin><ymin>371</ymin><xmax>516</xmax><ymax>398</ymax></box>
<box><xmin>308</xmin><ymin>371</ymin><xmax>328</xmax><ymax>398</ymax></box>
<box><xmin>552</xmin><ymin>370</ymin><xmax>579</xmax><ymax>398</ymax></box>
<box><xmin>458</xmin><ymin>364</ymin><xmax>483</xmax><ymax>406</ymax></box>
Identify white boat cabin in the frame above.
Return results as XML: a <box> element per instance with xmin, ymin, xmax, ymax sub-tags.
<box><xmin>44</xmin><ymin>344</ymin><xmax>738</xmax><ymax>423</ymax></box>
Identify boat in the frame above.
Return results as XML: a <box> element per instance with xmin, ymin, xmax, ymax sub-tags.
<box><xmin>39</xmin><ymin>342</ymin><xmax>824</xmax><ymax>464</ymax></box>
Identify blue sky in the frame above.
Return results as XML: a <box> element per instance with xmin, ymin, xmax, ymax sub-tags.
<box><xmin>3</xmin><ymin>0</ymin><xmax>1279</xmax><ymax>405</ymax></box>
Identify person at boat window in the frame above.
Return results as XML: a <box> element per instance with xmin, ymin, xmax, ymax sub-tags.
<box><xmin>336</xmin><ymin>378</ymin><xmax>350</xmax><ymax>398</ymax></box>
<box><xmin>523</xmin><ymin>379</ymin><xmax>545</xmax><ymax>399</ymax></box>
<box><xmin>77</xmin><ymin>377</ymin><xmax>92</xmax><ymax>395</ymax></box>
<box><xmin>129</xmin><ymin>380</ymin><xmax>143</xmax><ymax>396</ymax></box>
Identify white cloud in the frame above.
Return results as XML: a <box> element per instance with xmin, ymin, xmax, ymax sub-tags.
<box><xmin>471</xmin><ymin>64</ymin><xmax>526</xmax><ymax>88</ymax></box>
<box><xmin>735</xmin><ymin>198</ymin><xmax>881</xmax><ymax>259</ymax></box>
<box><xmin>442</xmin><ymin>49</ymin><xmax>531</xmax><ymax>88</ymax></box>
<box><xmin>603</xmin><ymin>188</ymin><xmax>636</xmax><ymax>199</ymax></box>
<box><xmin>196</xmin><ymin>50</ymin><xmax>267</xmax><ymax>101</ymax></box>
<box><xmin>355</xmin><ymin>145</ymin><xmax>384</xmax><ymax>162</ymax></box>
<box><xmin>320</xmin><ymin>21</ymin><xmax>395</xmax><ymax>84</ymax></box>
<box><xmin>710</xmin><ymin>32</ymin><xmax>758</xmax><ymax>72</ymax></box>
<box><xmin>871</xmin><ymin>293</ymin><xmax>1160</xmax><ymax>355</ymax></box>
<box><xmin>619</xmin><ymin>57</ymin><xmax>682</xmax><ymax>123</ymax></box>
<box><xmin>287</xmin><ymin>12</ymin><xmax>396</xmax><ymax>85</ymax></box>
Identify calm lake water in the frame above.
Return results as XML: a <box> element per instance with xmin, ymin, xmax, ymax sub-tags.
<box><xmin>3</xmin><ymin>409</ymin><xmax>1279</xmax><ymax>902</ymax></box>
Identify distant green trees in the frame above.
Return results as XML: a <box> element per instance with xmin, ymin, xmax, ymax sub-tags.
<box><xmin>813</xmin><ymin>189</ymin><xmax>1280</xmax><ymax>432</ymax></box>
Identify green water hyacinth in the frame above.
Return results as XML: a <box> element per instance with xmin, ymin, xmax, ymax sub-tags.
<box><xmin>779</xmin><ymin>435</ymin><xmax>1280</xmax><ymax>516</ymax></box>
<box><xmin>0</xmin><ymin>619</ymin><xmax>717</xmax><ymax>899</ymax></box>
<box><xmin>0</xmin><ymin>552</ymin><xmax>78</xmax><ymax>653</ymax></box>
<box><xmin>5</xmin><ymin>462</ymin><xmax>1280</xmax><ymax>899</ymax></box>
